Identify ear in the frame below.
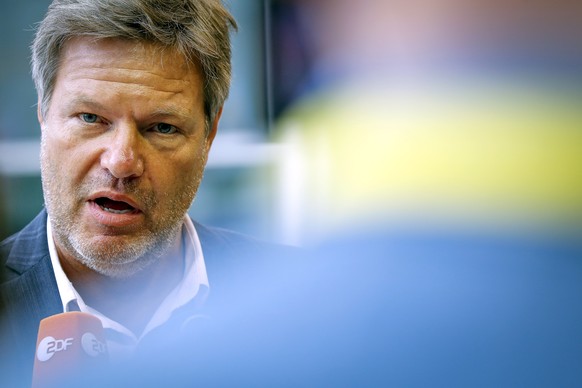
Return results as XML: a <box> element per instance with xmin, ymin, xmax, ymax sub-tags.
<box><xmin>206</xmin><ymin>106</ymin><xmax>222</xmax><ymax>150</ymax></box>
<box><xmin>37</xmin><ymin>101</ymin><xmax>45</xmax><ymax>131</ymax></box>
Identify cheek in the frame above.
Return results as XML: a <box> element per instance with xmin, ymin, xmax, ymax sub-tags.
<box><xmin>42</xmin><ymin>122</ymin><xmax>78</xmax><ymax>165</ymax></box>
<box><xmin>42</xmin><ymin>129</ymin><xmax>100</xmax><ymax>184</ymax></box>
<box><xmin>156</xmin><ymin>156</ymin><xmax>202</xmax><ymax>187</ymax></box>
<box><xmin>152</xmin><ymin>146</ymin><xmax>208</xmax><ymax>193</ymax></box>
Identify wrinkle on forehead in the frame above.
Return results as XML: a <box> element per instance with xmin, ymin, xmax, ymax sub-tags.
<box><xmin>60</xmin><ymin>37</ymin><xmax>199</xmax><ymax>82</ymax></box>
<box><xmin>57</xmin><ymin>37</ymin><xmax>203</xmax><ymax>97</ymax></box>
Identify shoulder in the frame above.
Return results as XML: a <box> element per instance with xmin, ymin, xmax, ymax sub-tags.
<box><xmin>1</xmin><ymin>210</ymin><xmax>47</xmax><ymax>248</ymax></box>
<box><xmin>1</xmin><ymin>210</ymin><xmax>49</xmax><ymax>282</ymax></box>
<box><xmin>191</xmin><ymin>219</ymin><xmax>300</xmax><ymax>288</ymax></box>
<box><xmin>193</xmin><ymin>219</ymin><xmax>299</xmax><ymax>264</ymax></box>
<box><xmin>193</xmin><ymin>221</ymin><xmax>280</xmax><ymax>253</ymax></box>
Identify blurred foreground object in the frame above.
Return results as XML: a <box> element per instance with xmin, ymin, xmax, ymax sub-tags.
<box><xmin>276</xmin><ymin>78</ymin><xmax>582</xmax><ymax>243</ymax></box>
<box><xmin>269</xmin><ymin>0</ymin><xmax>582</xmax><ymax>245</ymax></box>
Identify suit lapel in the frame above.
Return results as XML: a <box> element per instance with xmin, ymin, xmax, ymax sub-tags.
<box><xmin>1</xmin><ymin>255</ymin><xmax>62</xmax><ymax>349</ymax></box>
<box><xmin>0</xmin><ymin>210</ymin><xmax>62</xmax><ymax>382</ymax></box>
<box><xmin>1</xmin><ymin>210</ymin><xmax>62</xmax><ymax>345</ymax></box>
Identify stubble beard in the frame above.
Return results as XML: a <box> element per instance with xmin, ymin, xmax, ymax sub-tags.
<box><xmin>40</xmin><ymin>136</ymin><xmax>205</xmax><ymax>279</ymax></box>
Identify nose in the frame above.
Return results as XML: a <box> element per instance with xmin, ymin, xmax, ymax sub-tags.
<box><xmin>100</xmin><ymin>124</ymin><xmax>144</xmax><ymax>179</ymax></box>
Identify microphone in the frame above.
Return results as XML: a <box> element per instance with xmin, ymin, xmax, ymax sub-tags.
<box><xmin>32</xmin><ymin>312</ymin><xmax>109</xmax><ymax>388</ymax></box>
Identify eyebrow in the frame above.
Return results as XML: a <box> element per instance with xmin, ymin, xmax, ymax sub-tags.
<box><xmin>149</xmin><ymin>107</ymin><xmax>194</xmax><ymax>123</ymax></box>
<box><xmin>64</xmin><ymin>96</ymin><xmax>195</xmax><ymax>123</ymax></box>
<box><xmin>64</xmin><ymin>96</ymin><xmax>108</xmax><ymax>113</ymax></box>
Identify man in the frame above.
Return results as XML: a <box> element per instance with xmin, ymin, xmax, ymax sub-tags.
<box><xmin>0</xmin><ymin>0</ymin><xmax>280</xmax><ymax>384</ymax></box>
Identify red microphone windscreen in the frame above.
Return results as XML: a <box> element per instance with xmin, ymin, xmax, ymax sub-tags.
<box><xmin>32</xmin><ymin>312</ymin><xmax>108</xmax><ymax>388</ymax></box>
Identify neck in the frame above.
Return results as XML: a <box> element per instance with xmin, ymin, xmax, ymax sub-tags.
<box><xmin>57</xmin><ymin>231</ymin><xmax>184</xmax><ymax>336</ymax></box>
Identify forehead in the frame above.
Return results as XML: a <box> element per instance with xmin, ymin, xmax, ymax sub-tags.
<box><xmin>56</xmin><ymin>37</ymin><xmax>202</xmax><ymax>91</ymax></box>
<box><xmin>50</xmin><ymin>37</ymin><xmax>205</xmax><ymax>120</ymax></box>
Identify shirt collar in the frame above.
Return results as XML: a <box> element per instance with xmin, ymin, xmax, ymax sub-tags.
<box><xmin>46</xmin><ymin>218</ymin><xmax>80</xmax><ymax>314</ymax></box>
<box><xmin>47</xmin><ymin>215</ymin><xmax>209</xmax><ymax>341</ymax></box>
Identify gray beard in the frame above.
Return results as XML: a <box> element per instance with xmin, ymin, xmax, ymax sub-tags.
<box><xmin>39</xmin><ymin>132</ymin><xmax>204</xmax><ymax>279</ymax></box>
<box><xmin>50</xmin><ymin>215</ymin><xmax>182</xmax><ymax>278</ymax></box>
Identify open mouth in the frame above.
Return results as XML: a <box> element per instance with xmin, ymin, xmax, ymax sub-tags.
<box><xmin>94</xmin><ymin>197</ymin><xmax>137</xmax><ymax>215</ymax></box>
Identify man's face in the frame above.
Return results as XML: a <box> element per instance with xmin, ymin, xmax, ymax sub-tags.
<box><xmin>39</xmin><ymin>37</ymin><xmax>217</xmax><ymax>278</ymax></box>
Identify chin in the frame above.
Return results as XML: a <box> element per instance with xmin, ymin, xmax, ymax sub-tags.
<box><xmin>71</xmin><ymin>233</ymin><xmax>173</xmax><ymax>278</ymax></box>
<box><xmin>86</xmin><ymin>255</ymin><xmax>159</xmax><ymax>279</ymax></box>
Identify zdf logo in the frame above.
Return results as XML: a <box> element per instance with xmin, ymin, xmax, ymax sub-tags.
<box><xmin>36</xmin><ymin>336</ymin><xmax>74</xmax><ymax>362</ymax></box>
<box><xmin>81</xmin><ymin>332</ymin><xmax>107</xmax><ymax>357</ymax></box>
<box><xmin>36</xmin><ymin>332</ymin><xmax>106</xmax><ymax>361</ymax></box>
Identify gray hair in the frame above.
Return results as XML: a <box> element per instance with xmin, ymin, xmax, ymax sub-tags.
<box><xmin>32</xmin><ymin>0</ymin><xmax>237</xmax><ymax>133</ymax></box>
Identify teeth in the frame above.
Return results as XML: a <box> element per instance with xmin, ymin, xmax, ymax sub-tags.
<box><xmin>100</xmin><ymin>205</ymin><xmax>133</xmax><ymax>214</ymax></box>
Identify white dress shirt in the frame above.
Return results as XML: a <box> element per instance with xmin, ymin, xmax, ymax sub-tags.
<box><xmin>46</xmin><ymin>215</ymin><xmax>209</xmax><ymax>362</ymax></box>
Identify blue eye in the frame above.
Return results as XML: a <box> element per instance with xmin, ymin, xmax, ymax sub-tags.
<box><xmin>154</xmin><ymin>123</ymin><xmax>177</xmax><ymax>134</ymax></box>
<box><xmin>81</xmin><ymin>113</ymin><xmax>99</xmax><ymax>123</ymax></box>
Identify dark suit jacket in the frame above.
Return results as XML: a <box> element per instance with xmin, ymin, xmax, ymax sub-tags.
<box><xmin>0</xmin><ymin>209</ymin><xmax>284</xmax><ymax>386</ymax></box>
